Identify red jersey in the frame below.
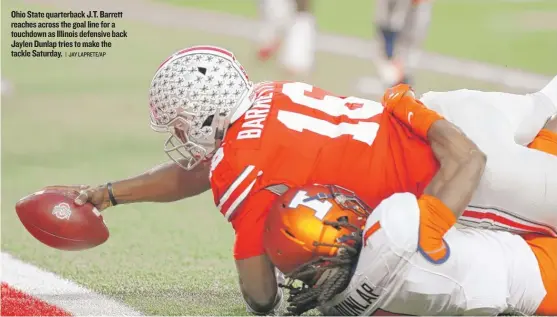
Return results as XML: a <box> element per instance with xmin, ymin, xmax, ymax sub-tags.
<box><xmin>209</xmin><ymin>81</ymin><xmax>439</xmax><ymax>259</ymax></box>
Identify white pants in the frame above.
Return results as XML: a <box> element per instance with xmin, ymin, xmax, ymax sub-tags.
<box><xmin>420</xmin><ymin>89</ymin><xmax>557</xmax><ymax>236</ymax></box>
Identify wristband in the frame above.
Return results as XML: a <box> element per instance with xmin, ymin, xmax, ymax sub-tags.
<box><xmin>384</xmin><ymin>94</ymin><xmax>444</xmax><ymax>139</ymax></box>
<box><xmin>396</xmin><ymin>99</ymin><xmax>444</xmax><ymax>139</ymax></box>
<box><xmin>107</xmin><ymin>182</ymin><xmax>118</xmax><ymax>206</ymax></box>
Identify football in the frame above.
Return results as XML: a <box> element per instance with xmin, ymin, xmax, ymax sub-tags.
<box><xmin>15</xmin><ymin>189</ymin><xmax>109</xmax><ymax>251</ymax></box>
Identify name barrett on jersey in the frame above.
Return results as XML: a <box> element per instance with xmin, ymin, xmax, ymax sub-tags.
<box><xmin>209</xmin><ymin>81</ymin><xmax>281</xmax><ymax>224</ymax></box>
<box><xmin>236</xmin><ymin>85</ymin><xmax>274</xmax><ymax>140</ymax></box>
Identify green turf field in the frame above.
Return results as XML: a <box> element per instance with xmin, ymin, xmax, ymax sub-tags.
<box><xmin>160</xmin><ymin>0</ymin><xmax>557</xmax><ymax>75</ymax></box>
<box><xmin>1</xmin><ymin>0</ymin><xmax>555</xmax><ymax>315</ymax></box>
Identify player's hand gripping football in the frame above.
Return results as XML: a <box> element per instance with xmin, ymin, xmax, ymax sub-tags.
<box><xmin>42</xmin><ymin>184</ymin><xmax>112</xmax><ymax>212</ymax></box>
<box><xmin>381</xmin><ymin>84</ymin><xmax>445</xmax><ymax>139</ymax></box>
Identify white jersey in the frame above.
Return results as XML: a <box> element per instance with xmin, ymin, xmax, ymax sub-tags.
<box><xmin>319</xmin><ymin>193</ymin><xmax>546</xmax><ymax>316</ymax></box>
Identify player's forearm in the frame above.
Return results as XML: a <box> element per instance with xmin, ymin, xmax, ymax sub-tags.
<box><xmin>425</xmin><ymin>120</ymin><xmax>487</xmax><ymax>217</ymax></box>
<box><xmin>442</xmin><ymin>155</ymin><xmax>485</xmax><ymax>217</ymax></box>
<box><xmin>107</xmin><ymin>160</ymin><xmax>210</xmax><ymax>205</ymax></box>
<box><xmin>425</xmin><ymin>142</ymin><xmax>486</xmax><ymax>217</ymax></box>
<box><xmin>426</xmin><ymin>120</ymin><xmax>477</xmax><ymax>163</ymax></box>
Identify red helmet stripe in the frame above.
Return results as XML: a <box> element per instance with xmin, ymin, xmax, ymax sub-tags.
<box><xmin>156</xmin><ymin>46</ymin><xmax>237</xmax><ymax>72</ymax></box>
<box><xmin>176</xmin><ymin>45</ymin><xmax>234</xmax><ymax>57</ymax></box>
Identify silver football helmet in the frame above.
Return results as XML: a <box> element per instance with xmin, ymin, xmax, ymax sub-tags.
<box><xmin>149</xmin><ymin>46</ymin><xmax>255</xmax><ymax>170</ymax></box>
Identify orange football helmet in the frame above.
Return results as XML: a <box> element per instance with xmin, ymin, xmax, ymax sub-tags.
<box><xmin>263</xmin><ymin>184</ymin><xmax>371</xmax><ymax>275</ymax></box>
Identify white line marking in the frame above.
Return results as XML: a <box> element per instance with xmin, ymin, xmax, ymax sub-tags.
<box><xmin>1</xmin><ymin>252</ymin><xmax>142</xmax><ymax>316</ymax></box>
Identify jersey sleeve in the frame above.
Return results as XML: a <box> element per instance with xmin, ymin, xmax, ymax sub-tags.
<box><xmin>362</xmin><ymin>193</ymin><xmax>457</xmax><ymax>264</ymax></box>
<box><xmin>209</xmin><ymin>145</ymin><xmax>264</xmax><ymax>221</ymax></box>
<box><xmin>210</xmin><ymin>145</ymin><xmax>278</xmax><ymax>260</ymax></box>
<box><xmin>231</xmin><ymin>189</ymin><xmax>278</xmax><ymax>259</ymax></box>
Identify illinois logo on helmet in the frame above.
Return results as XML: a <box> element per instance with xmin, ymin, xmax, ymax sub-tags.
<box><xmin>263</xmin><ymin>184</ymin><xmax>371</xmax><ymax>276</ymax></box>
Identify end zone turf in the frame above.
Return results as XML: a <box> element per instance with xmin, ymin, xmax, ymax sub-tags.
<box><xmin>0</xmin><ymin>253</ymin><xmax>142</xmax><ymax>316</ymax></box>
<box><xmin>1</xmin><ymin>283</ymin><xmax>71</xmax><ymax>316</ymax></box>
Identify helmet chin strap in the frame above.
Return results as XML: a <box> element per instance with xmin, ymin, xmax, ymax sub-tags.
<box><xmin>214</xmin><ymin>112</ymin><xmax>230</xmax><ymax>144</ymax></box>
<box><xmin>204</xmin><ymin>113</ymin><xmax>230</xmax><ymax>162</ymax></box>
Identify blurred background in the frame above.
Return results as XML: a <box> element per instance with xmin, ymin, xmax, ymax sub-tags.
<box><xmin>2</xmin><ymin>0</ymin><xmax>556</xmax><ymax>315</ymax></box>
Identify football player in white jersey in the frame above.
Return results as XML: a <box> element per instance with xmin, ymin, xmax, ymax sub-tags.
<box><xmin>263</xmin><ymin>123</ymin><xmax>557</xmax><ymax>315</ymax></box>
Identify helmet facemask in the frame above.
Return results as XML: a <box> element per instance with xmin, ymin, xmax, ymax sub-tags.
<box><xmin>163</xmin><ymin>110</ymin><xmax>229</xmax><ymax>170</ymax></box>
<box><xmin>280</xmin><ymin>220</ymin><xmax>363</xmax><ymax>316</ymax></box>
<box><xmin>282</xmin><ymin>214</ymin><xmax>363</xmax><ymax>286</ymax></box>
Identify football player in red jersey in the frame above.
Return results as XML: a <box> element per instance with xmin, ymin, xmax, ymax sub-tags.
<box><xmin>44</xmin><ymin>46</ymin><xmax>557</xmax><ymax>315</ymax></box>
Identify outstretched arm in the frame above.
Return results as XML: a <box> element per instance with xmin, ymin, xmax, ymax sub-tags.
<box><xmin>46</xmin><ymin>159</ymin><xmax>211</xmax><ymax>211</ymax></box>
<box><xmin>107</xmin><ymin>159</ymin><xmax>210</xmax><ymax>204</ymax></box>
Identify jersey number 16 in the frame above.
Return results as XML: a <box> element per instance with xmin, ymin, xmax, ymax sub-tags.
<box><xmin>279</xmin><ymin>82</ymin><xmax>383</xmax><ymax>146</ymax></box>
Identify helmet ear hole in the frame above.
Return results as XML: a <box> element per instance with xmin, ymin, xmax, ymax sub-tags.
<box><xmin>284</xmin><ymin>230</ymin><xmax>296</xmax><ymax>239</ymax></box>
